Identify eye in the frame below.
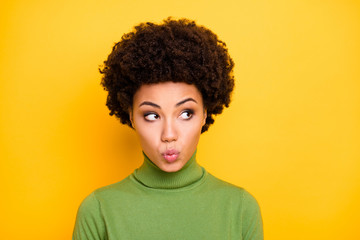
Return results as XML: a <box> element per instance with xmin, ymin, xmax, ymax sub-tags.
<box><xmin>144</xmin><ymin>113</ymin><xmax>159</xmax><ymax>121</ymax></box>
<box><xmin>180</xmin><ymin>110</ymin><xmax>193</xmax><ymax>120</ymax></box>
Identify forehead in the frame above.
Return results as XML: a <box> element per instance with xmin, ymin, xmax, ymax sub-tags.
<box><xmin>133</xmin><ymin>82</ymin><xmax>203</xmax><ymax>106</ymax></box>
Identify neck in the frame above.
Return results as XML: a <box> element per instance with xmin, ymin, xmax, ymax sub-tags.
<box><xmin>133</xmin><ymin>150</ymin><xmax>204</xmax><ymax>189</ymax></box>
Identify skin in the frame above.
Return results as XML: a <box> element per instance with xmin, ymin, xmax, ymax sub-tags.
<box><xmin>130</xmin><ymin>82</ymin><xmax>207</xmax><ymax>172</ymax></box>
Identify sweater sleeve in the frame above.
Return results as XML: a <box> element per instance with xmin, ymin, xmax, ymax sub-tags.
<box><xmin>241</xmin><ymin>190</ymin><xmax>264</xmax><ymax>240</ymax></box>
<box><xmin>72</xmin><ymin>192</ymin><xmax>107</xmax><ymax>240</ymax></box>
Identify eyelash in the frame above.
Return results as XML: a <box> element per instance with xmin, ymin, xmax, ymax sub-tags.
<box><xmin>143</xmin><ymin>112</ymin><xmax>159</xmax><ymax>122</ymax></box>
<box><xmin>180</xmin><ymin>109</ymin><xmax>194</xmax><ymax>120</ymax></box>
<box><xmin>143</xmin><ymin>109</ymin><xmax>194</xmax><ymax>121</ymax></box>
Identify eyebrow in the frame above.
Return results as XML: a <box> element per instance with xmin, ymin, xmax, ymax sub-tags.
<box><xmin>175</xmin><ymin>98</ymin><xmax>197</xmax><ymax>107</ymax></box>
<box><xmin>139</xmin><ymin>101</ymin><xmax>161</xmax><ymax>109</ymax></box>
<box><xmin>139</xmin><ymin>98</ymin><xmax>198</xmax><ymax>108</ymax></box>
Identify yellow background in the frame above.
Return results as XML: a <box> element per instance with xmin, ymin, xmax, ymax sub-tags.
<box><xmin>1</xmin><ymin>0</ymin><xmax>359</xmax><ymax>239</ymax></box>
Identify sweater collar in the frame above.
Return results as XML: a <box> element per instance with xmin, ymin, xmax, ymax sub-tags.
<box><xmin>133</xmin><ymin>149</ymin><xmax>203</xmax><ymax>189</ymax></box>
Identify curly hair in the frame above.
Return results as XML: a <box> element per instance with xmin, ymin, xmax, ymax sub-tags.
<box><xmin>99</xmin><ymin>17</ymin><xmax>234</xmax><ymax>133</ymax></box>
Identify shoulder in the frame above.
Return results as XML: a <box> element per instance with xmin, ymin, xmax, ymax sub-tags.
<box><xmin>206</xmin><ymin>173</ymin><xmax>256</xmax><ymax>199</ymax></box>
<box><xmin>74</xmin><ymin>176</ymin><xmax>133</xmax><ymax>220</ymax></box>
<box><xmin>73</xmin><ymin>191</ymin><xmax>108</xmax><ymax>239</ymax></box>
<box><xmin>76</xmin><ymin>191</ymin><xmax>100</xmax><ymax>217</ymax></box>
<box><xmin>205</xmin><ymin>174</ymin><xmax>263</xmax><ymax>239</ymax></box>
<box><xmin>76</xmin><ymin>175</ymin><xmax>133</xmax><ymax>209</ymax></box>
<box><xmin>206</xmin><ymin>173</ymin><xmax>262</xmax><ymax>220</ymax></box>
<box><xmin>90</xmin><ymin>175</ymin><xmax>136</xmax><ymax>198</ymax></box>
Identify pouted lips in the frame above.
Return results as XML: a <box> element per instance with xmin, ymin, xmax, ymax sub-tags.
<box><xmin>162</xmin><ymin>149</ymin><xmax>180</xmax><ymax>163</ymax></box>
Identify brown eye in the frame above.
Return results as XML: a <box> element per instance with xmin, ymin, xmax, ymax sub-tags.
<box><xmin>180</xmin><ymin>110</ymin><xmax>193</xmax><ymax>120</ymax></box>
<box><xmin>144</xmin><ymin>113</ymin><xmax>159</xmax><ymax>121</ymax></box>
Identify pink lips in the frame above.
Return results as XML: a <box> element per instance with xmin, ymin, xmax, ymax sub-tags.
<box><xmin>162</xmin><ymin>149</ymin><xmax>179</xmax><ymax>163</ymax></box>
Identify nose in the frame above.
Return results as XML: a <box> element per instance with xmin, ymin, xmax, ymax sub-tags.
<box><xmin>161</xmin><ymin>119</ymin><xmax>178</xmax><ymax>142</ymax></box>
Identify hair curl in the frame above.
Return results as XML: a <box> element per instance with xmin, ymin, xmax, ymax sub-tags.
<box><xmin>99</xmin><ymin>17</ymin><xmax>234</xmax><ymax>133</ymax></box>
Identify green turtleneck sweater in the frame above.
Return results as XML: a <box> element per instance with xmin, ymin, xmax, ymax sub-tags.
<box><xmin>72</xmin><ymin>151</ymin><xmax>263</xmax><ymax>239</ymax></box>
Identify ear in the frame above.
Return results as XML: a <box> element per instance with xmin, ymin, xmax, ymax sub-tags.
<box><xmin>202</xmin><ymin>109</ymin><xmax>207</xmax><ymax>126</ymax></box>
<box><xmin>129</xmin><ymin>109</ymin><xmax>135</xmax><ymax>129</ymax></box>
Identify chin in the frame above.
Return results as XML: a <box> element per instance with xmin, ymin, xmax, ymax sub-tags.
<box><xmin>160</xmin><ymin>163</ymin><xmax>184</xmax><ymax>173</ymax></box>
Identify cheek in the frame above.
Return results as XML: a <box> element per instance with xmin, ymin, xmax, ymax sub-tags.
<box><xmin>136</xmin><ymin>124</ymin><xmax>160</xmax><ymax>148</ymax></box>
<box><xmin>181</xmin><ymin>122</ymin><xmax>202</xmax><ymax>143</ymax></box>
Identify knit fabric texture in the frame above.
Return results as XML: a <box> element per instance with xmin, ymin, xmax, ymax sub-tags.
<box><xmin>72</xmin><ymin>150</ymin><xmax>264</xmax><ymax>239</ymax></box>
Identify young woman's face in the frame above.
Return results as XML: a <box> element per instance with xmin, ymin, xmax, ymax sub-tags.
<box><xmin>131</xmin><ymin>82</ymin><xmax>207</xmax><ymax>172</ymax></box>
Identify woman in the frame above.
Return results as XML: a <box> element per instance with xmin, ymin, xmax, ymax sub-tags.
<box><xmin>73</xmin><ymin>18</ymin><xmax>263</xmax><ymax>240</ymax></box>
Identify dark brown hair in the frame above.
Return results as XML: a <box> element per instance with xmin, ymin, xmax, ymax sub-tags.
<box><xmin>99</xmin><ymin>17</ymin><xmax>235</xmax><ymax>133</ymax></box>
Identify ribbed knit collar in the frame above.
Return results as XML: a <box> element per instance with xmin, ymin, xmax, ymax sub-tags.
<box><xmin>133</xmin><ymin>149</ymin><xmax>204</xmax><ymax>189</ymax></box>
